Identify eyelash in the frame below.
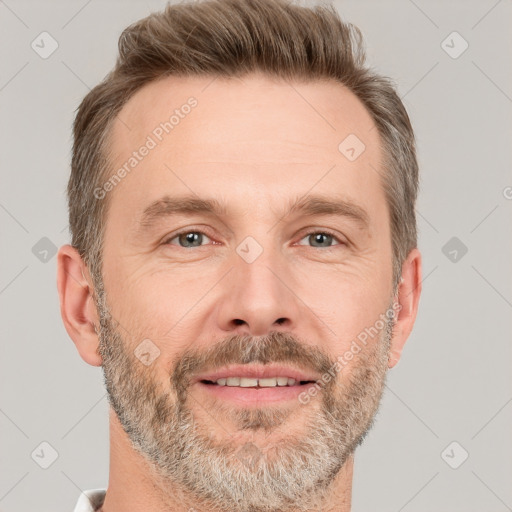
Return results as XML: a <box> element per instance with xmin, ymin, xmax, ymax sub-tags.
<box><xmin>163</xmin><ymin>227</ymin><xmax>346</xmax><ymax>249</ymax></box>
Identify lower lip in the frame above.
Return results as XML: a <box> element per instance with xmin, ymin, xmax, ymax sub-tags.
<box><xmin>195</xmin><ymin>381</ymin><xmax>318</xmax><ymax>405</ymax></box>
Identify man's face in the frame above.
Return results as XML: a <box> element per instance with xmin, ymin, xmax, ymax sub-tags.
<box><xmin>97</xmin><ymin>73</ymin><xmax>397</xmax><ymax>510</ymax></box>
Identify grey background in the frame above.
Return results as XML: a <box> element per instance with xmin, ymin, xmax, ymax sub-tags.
<box><xmin>1</xmin><ymin>0</ymin><xmax>511</xmax><ymax>511</ymax></box>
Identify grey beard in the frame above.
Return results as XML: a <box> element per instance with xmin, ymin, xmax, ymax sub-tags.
<box><xmin>96</xmin><ymin>286</ymin><xmax>393</xmax><ymax>512</ymax></box>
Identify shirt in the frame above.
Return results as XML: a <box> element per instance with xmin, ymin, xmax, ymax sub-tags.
<box><xmin>73</xmin><ymin>489</ymin><xmax>107</xmax><ymax>512</ymax></box>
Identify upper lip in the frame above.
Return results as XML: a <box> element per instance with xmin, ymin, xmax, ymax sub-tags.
<box><xmin>192</xmin><ymin>364</ymin><xmax>320</xmax><ymax>384</ymax></box>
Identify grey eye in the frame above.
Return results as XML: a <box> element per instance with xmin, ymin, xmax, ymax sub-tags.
<box><xmin>167</xmin><ymin>231</ymin><xmax>212</xmax><ymax>248</ymax></box>
<box><xmin>298</xmin><ymin>232</ymin><xmax>342</xmax><ymax>248</ymax></box>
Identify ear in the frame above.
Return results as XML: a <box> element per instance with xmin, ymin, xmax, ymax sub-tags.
<box><xmin>388</xmin><ymin>248</ymin><xmax>422</xmax><ymax>369</ymax></box>
<box><xmin>56</xmin><ymin>244</ymin><xmax>102</xmax><ymax>366</ymax></box>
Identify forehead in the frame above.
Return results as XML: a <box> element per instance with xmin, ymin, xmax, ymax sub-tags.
<box><xmin>105</xmin><ymin>72</ymin><xmax>385</xmax><ymax>231</ymax></box>
<box><xmin>112</xmin><ymin>72</ymin><xmax>379</xmax><ymax>159</ymax></box>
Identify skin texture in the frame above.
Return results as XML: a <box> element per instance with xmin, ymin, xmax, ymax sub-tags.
<box><xmin>57</xmin><ymin>72</ymin><xmax>422</xmax><ymax>512</ymax></box>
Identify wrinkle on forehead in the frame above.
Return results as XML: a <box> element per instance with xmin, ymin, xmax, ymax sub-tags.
<box><xmin>109</xmin><ymin>72</ymin><xmax>381</xmax><ymax>172</ymax></box>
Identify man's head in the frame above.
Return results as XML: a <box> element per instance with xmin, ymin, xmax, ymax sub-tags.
<box><xmin>57</xmin><ymin>1</ymin><xmax>422</xmax><ymax>511</ymax></box>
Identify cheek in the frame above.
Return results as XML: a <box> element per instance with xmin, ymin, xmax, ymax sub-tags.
<box><xmin>119</xmin><ymin>276</ymin><xmax>206</xmax><ymax>365</ymax></box>
<box><xmin>323</xmin><ymin>289</ymin><xmax>385</xmax><ymax>345</ymax></box>
<box><xmin>294</xmin><ymin>265</ymin><xmax>391</xmax><ymax>359</ymax></box>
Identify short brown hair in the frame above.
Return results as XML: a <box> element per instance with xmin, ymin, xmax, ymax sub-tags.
<box><xmin>68</xmin><ymin>0</ymin><xmax>418</xmax><ymax>293</ymax></box>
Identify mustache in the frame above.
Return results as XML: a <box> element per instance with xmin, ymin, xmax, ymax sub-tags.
<box><xmin>171</xmin><ymin>331</ymin><xmax>336</xmax><ymax>394</ymax></box>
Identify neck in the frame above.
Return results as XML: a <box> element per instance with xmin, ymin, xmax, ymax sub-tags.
<box><xmin>100</xmin><ymin>409</ymin><xmax>353</xmax><ymax>512</ymax></box>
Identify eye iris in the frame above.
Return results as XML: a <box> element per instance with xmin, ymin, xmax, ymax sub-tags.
<box><xmin>174</xmin><ymin>232</ymin><xmax>335</xmax><ymax>248</ymax></box>
<box><xmin>311</xmin><ymin>233</ymin><xmax>332</xmax><ymax>247</ymax></box>
<box><xmin>180</xmin><ymin>232</ymin><xmax>202</xmax><ymax>247</ymax></box>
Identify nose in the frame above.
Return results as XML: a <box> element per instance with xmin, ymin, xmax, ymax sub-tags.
<box><xmin>216</xmin><ymin>245</ymin><xmax>300</xmax><ymax>337</ymax></box>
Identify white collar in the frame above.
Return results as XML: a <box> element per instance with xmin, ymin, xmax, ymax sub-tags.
<box><xmin>73</xmin><ymin>489</ymin><xmax>106</xmax><ymax>512</ymax></box>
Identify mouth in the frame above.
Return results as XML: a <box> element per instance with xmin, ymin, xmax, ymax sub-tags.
<box><xmin>192</xmin><ymin>364</ymin><xmax>320</xmax><ymax>405</ymax></box>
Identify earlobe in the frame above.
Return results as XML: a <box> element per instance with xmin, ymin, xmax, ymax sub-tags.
<box><xmin>56</xmin><ymin>244</ymin><xmax>102</xmax><ymax>367</ymax></box>
<box><xmin>388</xmin><ymin>248</ymin><xmax>422</xmax><ymax>369</ymax></box>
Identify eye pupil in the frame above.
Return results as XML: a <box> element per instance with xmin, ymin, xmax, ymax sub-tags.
<box><xmin>180</xmin><ymin>232</ymin><xmax>202</xmax><ymax>247</ymax></box>
<box><xmin>310</xmin><ymin>233</ymin><xmax>332</xmax><ymax>247</ymax></box>
<box><xmin>170</xmin><ymin>231</ymin><xmax>339</xmax><ymax>249</ymax></box>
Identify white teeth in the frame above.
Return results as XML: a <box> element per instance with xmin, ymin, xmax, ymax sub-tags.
<box><xmin>240</xmin><ymin>377</ymin><xmax>258</xmax><ymax>387</ymax></box>
<box><xmin>214</xmin><ymin>377</ymin><xmax>302</xmax><ymax>387</ymax></box>
<box><xmin>258</xmin><ymin>377</ymin><xmax>278</xmax><ymax>387</ymax></box>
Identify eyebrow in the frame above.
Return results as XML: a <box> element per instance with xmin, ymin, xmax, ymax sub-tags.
<box><xmin>136</xmin><ymin>193</ymin><xmax>370</xmax><ymax>233</ymax></box>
